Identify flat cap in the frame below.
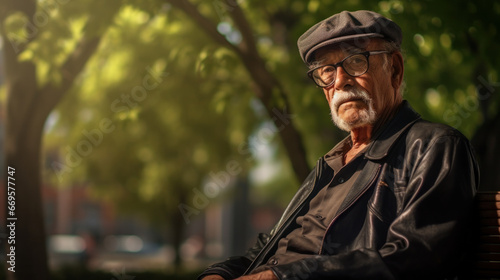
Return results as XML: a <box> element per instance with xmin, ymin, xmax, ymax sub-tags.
<box><xmin>298</xmin><ymin>10</ymin><xmax>402</xmax><ymax>63</ymax></box>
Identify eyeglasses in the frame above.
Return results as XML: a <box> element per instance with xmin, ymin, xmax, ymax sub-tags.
<box><xmin>307</xmin><ymin>50</ymin><xmax>389</xmax><ymax>88</ymax></box>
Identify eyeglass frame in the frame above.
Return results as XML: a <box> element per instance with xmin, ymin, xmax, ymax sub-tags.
<box><xmin>307</xmin><ymin>50</ymin><xmax>390</xmax><ymax>88</ymax></box>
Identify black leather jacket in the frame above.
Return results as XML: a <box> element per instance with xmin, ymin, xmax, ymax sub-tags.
<box><xmin>199</xmin><ymin>101</ymin><xmax>479</xmax><ymax>280</ymax></box>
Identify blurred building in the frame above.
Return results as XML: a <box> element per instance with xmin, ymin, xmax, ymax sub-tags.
<box><xmin>41</xmin><ymin>181</ymin><xmax>166</xmax><ymax>270</ymax></box>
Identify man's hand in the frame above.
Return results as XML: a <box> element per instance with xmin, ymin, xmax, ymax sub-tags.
<box><xmin>201</xmin><ymin>275</ymin><xmax>225</xmax><ymax>280</ymax></box>
<box><xmin>234</xmin><ymin>270</ymin><xmax>278</xmax><ymax>280</ymax></box>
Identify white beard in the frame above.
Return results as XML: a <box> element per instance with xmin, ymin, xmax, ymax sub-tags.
<box><xmin>330</xmin><ymin>88</ymin><xmax>377</xmax><ymax>132</ymax></box>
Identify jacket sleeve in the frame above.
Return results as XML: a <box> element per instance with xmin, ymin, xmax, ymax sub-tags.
<box><xmin>197</xmin><ymin>233</ymin><xmax>270</xmax><ymax>280</ymax></box>
<box><xmin>271</xmin><ymin>133</ymin><xmax>479</xmax><ymax>280</ymax></box>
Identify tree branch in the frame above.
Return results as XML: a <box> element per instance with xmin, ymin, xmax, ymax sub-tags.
<box><xmin>37</xmin><ymin>1</ymin><xmax>122</xmax><ymax>119</ymax></box>
<box><xmin>165</xmin><ymin>0</ymin><xmax>242</xmax><ymax>56</ymax></box>
<box><xmin>165</xmin><ymin>0</ymin><xmax>310</xmax><ymax>181</ymax></box>
<box><xmin>37</xmin><ymin>35</ymin><xmax>102</xmax><ymax>120</ymax></box>
<box><xmin>227</xmin><ymin>4</ymin><xmax>310</xmax><ymax>181</ymax></box>
<box><xmin>226</xmin><ymin>2</ymin><xmax>258</xmax><ymax>56</ymax></box>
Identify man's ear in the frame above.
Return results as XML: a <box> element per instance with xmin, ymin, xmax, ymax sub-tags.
<box><xmin>391</xmin><ymin>52</ymin><xmax>404</xmax><ymax>91</ymax></box>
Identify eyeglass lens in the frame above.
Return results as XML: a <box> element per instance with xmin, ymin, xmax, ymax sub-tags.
<box><xmin>313</xmin><ymin>53</ymin><xmax>368</xmax><ymax>87</ymax></box>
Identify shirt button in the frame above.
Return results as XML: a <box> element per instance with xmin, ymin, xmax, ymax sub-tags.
<box><xmin>338</xmin><ymin>177</ymin><xmax>345</xmax><ymax>183</ymax></box>
<box><xmin>268</xmin><ymin>258</ymin><xmax>278</xmax><ymax>265</ymax></box>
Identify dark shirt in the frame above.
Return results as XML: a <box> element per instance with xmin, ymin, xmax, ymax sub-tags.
<box><xmin>254</xmin><ymin>138</ymin><xmax>367</xmax><ymax>271</ymax></box>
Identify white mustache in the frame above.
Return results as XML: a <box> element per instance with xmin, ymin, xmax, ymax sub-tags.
<box><xmin>331</xmin><ymin>89</ymin><xmax>371</xmax><ymax>113</ymax></box>
<box><xmin>329</xmin><ymin>88</ymin><xmax>376</xmax><ymax>132</ymax></box>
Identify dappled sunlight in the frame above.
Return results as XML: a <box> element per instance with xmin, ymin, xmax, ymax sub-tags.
<box><xmin>1</xmin><ymin>0</ymin><xmax>498</xmax><ymax>278</ymax></box>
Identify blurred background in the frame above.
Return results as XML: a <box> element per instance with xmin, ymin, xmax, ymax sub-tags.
<box><xmin>0</xmin><ymin>0</ymin><xmax>499</xmax><ymax>279</ymax></box>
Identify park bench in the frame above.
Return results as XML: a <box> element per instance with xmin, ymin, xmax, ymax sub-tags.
<box><xmin>469</xmin><ymin>191</ymin><xmax>500</xmax><ymax>279</ymax></box>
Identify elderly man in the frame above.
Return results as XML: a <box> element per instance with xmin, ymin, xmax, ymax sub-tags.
<box><xmin>199</xmin><ymin>10</ymin><xmax>479</xmax><ymax>280</ymax></box>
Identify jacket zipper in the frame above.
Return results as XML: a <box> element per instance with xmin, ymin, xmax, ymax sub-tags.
<box><xmin>318</xmin><ymin>164</ymin><xmax>381</xmax><ymax>254</ymax></box>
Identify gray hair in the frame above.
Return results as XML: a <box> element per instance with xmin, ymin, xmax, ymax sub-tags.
<box><xmin>380</xmin><ymin>40</ymin><xmax>406</xmax><ymax>95</ymax></box>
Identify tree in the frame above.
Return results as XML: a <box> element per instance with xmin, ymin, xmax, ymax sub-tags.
<box><xmin>164</xmin><ymin>0</ymin><xmax>312</xmax><ymax>182</ymax></box>
<box><xmin>45</xmin><ymin>3</ymin><xmax>260</xmax><ymax>269</ymax></box>
<box><xmin>0</xmin><ymin>0</ymin><xmax>120</xmax><ymax>278</ymax></box>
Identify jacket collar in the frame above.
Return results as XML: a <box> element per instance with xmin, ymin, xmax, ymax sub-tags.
<box><xmin>364</xmin><ymin>100</ymin><xmax>421</xmax><ymax>160</ymax></box>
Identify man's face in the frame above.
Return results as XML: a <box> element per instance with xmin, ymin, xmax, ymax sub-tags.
<box><xmin>314</xmin><ymin>39</ymin><xmax>399</xmax><ymax>132</ymax></box>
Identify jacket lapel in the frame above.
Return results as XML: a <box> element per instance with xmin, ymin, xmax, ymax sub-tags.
<box><xmin>365</xmin><ymin>101</ymin><xmax>421</xmax><ymax>160</ymax></box>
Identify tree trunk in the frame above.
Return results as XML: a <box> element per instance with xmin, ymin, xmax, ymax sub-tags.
<box><xmin>1</xmin><ymin>1</ymin><xmax>107</xmax><ymax>278</ymax></box>
<box><xmin>5</xmin><ymin>105</ymin><xmax>50</xmax><ymax>280</ymax></box>
<box><xmin>170</xmin><ymin>211</ymin><xmax>185</xmax><ymax>272</ymax></box>
<box><xmin>472</xmin><ymin>112</ymin><xmax>500</xmax><ymax>191</ymax></box>
<box><xmin>467</xmin><ymin>34</ymin><xmax>500</xmax><ymax>191</ymax></box>
<box><xmin>1</xmin><ymin>1</ymin><xmax>50</xmax><ymax>277</ymax></box>
<box><xmin>238</xmin><ymin>53</ymin><xmax>310</xmax><ymax>182</ymax></box>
